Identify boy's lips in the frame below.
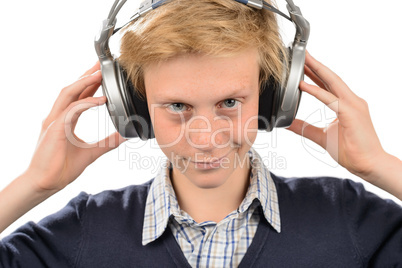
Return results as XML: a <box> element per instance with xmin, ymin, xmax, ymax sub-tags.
<box><xmin>186</xmin><ymin>148</ymin><xmax>235</xmax><ymax>164</ymax></box>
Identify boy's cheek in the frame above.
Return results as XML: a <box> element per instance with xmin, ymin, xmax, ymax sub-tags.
<box><xmin>237</xmin><ymin>110</ymin><xmax>259</xmax><ymax>145</ymax></box>
<box><xmin>149</xmin><ymin>110</ymin><xmax>185</xmax><ymax>146</ymax></box>
<box><xmin>242</xmin><ymin>122</ymin><xmax>258</xmax><ymax>148</ymax></box>
<box><xmin>154</xmin><ymin>125</ymin><xmax>185</xmax><ymax>147</ymax></box>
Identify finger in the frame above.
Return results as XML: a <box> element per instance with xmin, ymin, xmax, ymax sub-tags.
<box><xmin>44</xmin><ymin>71</ymin><xmax>103</xmax><ymax>129</ymax></box>
<box><xmin>79</xmin><ymin>61</ymin><xmax>101</xmax><ymax>79</ymax></box>
<box><xmin>304</xmin><ymin>65</ymin><xmax>328</xmax><ymax>90</ymax></box>
<box><xmin>60</xmin><ymin>96</ymin><xmax>107</xmax><ymax>134</ymax></box>
<box><xmin>305</xmin><ymin>51</ymin><xmax>354</xmax><ymax>99</ymax></box>
<box><xmin>300</xmin><ymin>81</ymin><xmax>339</xmax><ymax>114</ymax></box>
<box><xmin>286</xmin><ymin>119</ymin><xmax>327</xmax><ymax>149</ymax></box>
<box><xmin>78</xmin><ymin>80</ymin><xmax>102</xmax><ymax>100</ymax></box>
<box><xmin>90</xmin><ymin>132</ymin><xmax>128</xmax><ymax>161</ymax></box>
<box><xmin>78</xmin><ymin>63</ymin><xmax>103</xmax><ymax>99</ymax></box>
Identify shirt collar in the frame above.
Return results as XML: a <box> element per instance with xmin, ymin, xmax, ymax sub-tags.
<box><xmin>142</xmin><ymin>147</ymin><xmax>281</xmax><ymax>246</ymax></box>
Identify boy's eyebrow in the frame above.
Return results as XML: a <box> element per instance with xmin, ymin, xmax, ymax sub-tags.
<box><xmin>155</xmin><ymin>87</ymin><xmax>249</xmax><ymax>103</ymax></box>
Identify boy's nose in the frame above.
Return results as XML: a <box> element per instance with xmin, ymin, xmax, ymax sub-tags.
<box><xmin>186</xmin><ymin>114</ymin><xmax>230</xmax><ymax>150</ymax></box>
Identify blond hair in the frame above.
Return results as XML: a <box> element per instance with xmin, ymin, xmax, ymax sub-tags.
<box><xmin>119</xmin><ymin>0</ymin><xmax>287</xmax><ymax>100</ymax></box>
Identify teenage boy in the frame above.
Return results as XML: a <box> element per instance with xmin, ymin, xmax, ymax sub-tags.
<box><xmin>1</xmin><ymin>0</ymin><xmax>401</xmax><ymax>267</ymax></box>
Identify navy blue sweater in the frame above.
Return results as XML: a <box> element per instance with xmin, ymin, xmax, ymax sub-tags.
<box><xmin>1</xmin><ymin>174</ymin><xmax>402</xmax><ymax>267</ymax></box>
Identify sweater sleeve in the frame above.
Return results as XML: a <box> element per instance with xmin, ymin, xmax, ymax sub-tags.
<box><xmin>342</xmin><ymin>179</ymin><xmax>402</xmax><ymax>266</ymax></box>
<box><xmin>0</xmin><ymin>192</ymin><xmax>89</xmax><ymax>268</ymax></box>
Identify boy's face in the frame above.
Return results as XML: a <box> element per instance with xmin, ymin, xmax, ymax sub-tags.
<box><xmin>144</xmin><ymin>48</ymin><xmax>260</xmax><ymax>189</ymax></box>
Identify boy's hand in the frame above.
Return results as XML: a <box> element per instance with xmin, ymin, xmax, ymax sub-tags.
<box><xmin>0</xmin><ymin>63</ymin><xmax>128</xmax><ymax>233</ymax></box>
<box><xmin>25</xmin><ymin>62</ymin><xmax>126</xmax><ymax>194</ymax></box>
<box><xmin>287</xmin><ymin>52</ymin><xmax>402</xmax><ymax>198</ymax></box>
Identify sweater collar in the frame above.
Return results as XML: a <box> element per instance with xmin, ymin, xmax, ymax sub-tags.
<box><xmin>142</xmin><ymin>147</ymin><xmax>281</xmax><ymax>246</ymax></box>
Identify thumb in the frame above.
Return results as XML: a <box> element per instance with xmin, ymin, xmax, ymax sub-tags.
<box><xmin>286</xmin><ymin>119</ymin><xmax>326</xmax><ymax>149</ymax></box>
<box><xmin>90</xmin><ymin>132</ymin><xmax>128</xmax><ymax>160</ymax></box>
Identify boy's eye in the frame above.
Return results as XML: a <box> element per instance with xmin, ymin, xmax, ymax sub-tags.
<box><xmin>167</xmin><ymin>103</ymin><xmax>189</xmax><ymax>113</ymax></box>
<box><xmin>221</xmin><ymin>99</ymin><xmax>239</xmax><ymax>109</ymax></box>
<box><xmin>166</xmin><ymin>99</ymin><xmax>240</xmax><ymax>113</ymax></box>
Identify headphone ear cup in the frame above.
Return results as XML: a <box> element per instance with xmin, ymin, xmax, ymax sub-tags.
<box><xmin>258</xmin><ymin>45</ymin><xmax>292</xmax><ymax>132</ymax></box>
<box><xmin>258</xmin><ymin>76</ymin><xmax>280</xmax><ymax>132</ymax></box>
<box><xmin>101</xmin><ymin>58</ymin><xmax>154</xmax><ymax>140</ymax></box>
<box><xmin>122</xmin><ymin>66</ymin><xmax>155</xmax><ymax>140</ymax></box>
<box><xmin>274</xmin><ymin>45</ymin><xmax>304</xmax><ymax>128</ymax></box>
<box><xmin>116</xmin><ymin>62</ymin><xmax>155</xmax><ymax>140</ymax></box>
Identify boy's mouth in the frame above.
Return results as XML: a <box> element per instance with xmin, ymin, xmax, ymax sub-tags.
<box><xmin>188</xmin><ymin>148</ymin><xmax>236</xmax><ymax>164</ymax></box>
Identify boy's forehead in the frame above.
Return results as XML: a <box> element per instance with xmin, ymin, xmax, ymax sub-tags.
<box><xmin>144</xmin><ymin>49</ymin><xmax>260</xmax><ymax>101</ymax></box>
<box><xmin>153</xmin><ymin>85</ymin><xmax>251</xmax><ymax>103</ymax></box>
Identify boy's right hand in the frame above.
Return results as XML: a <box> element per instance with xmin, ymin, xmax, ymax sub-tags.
<box><xmin>25</xmin><ymin>62</ymin><xmax>126</xmax><ymax>194</ymax></box>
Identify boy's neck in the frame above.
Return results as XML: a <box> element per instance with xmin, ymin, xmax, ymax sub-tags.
<box><xmin>170</xmin><ymin>156</ymin><xmax>251</xmax><ymax>223</ymax></box>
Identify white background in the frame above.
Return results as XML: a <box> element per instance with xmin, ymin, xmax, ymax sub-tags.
<box><xmin>0</xmin><ymin>0</ymin><xmax>401</xmax><ymax>237</ymax></box>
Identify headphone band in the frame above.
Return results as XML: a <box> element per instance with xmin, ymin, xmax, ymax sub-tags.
<box><xmin>95</xmin><ymin>0</ymin><xmax>309</xmax><ymax>60</ymax></box>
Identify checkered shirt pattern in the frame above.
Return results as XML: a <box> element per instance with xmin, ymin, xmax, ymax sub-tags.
<box><xmin>142</xmin><ymin>147</ymin><xmax>281</xmax><ymax>267</ymax></box>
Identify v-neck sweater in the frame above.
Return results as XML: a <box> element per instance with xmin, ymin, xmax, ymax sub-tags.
<box><xmin>1</xmin><ymin>173</ymin><xmax>402</xmax><ymax>267</ymax></box>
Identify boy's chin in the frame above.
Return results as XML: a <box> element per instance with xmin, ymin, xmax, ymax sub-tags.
<box><xmin>185</xmin><ymin>165</ymin><xmax>237</xmax><ymax>189</ymax></box>
<box><xmin>171</xmin><ymin>146</ymin><xmax>251</xmax><ymax>190</ymax></box>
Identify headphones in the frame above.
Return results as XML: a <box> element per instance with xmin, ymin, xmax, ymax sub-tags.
<box><xmin>95</xmin><ymin>0</ymin><xmax>310</xmax><ymax>140</ymax></box>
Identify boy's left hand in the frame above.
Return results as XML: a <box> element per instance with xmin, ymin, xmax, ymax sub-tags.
<box><xmin>287</xmin><ymin>52</ymin><xmax>401</xmax><ymax>195</ymax></box>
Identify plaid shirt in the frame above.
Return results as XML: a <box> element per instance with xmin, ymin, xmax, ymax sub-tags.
<box><xmin>142</xmin><ymin>147</ymin><xmax>281</xmax><ymax>267</ymax></box>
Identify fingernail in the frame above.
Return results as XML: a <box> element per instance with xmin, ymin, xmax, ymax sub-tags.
<box><xmin>99</xmin><ymin>96</ymin><xmax>107</xmax><ymax>103</ymax></box>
